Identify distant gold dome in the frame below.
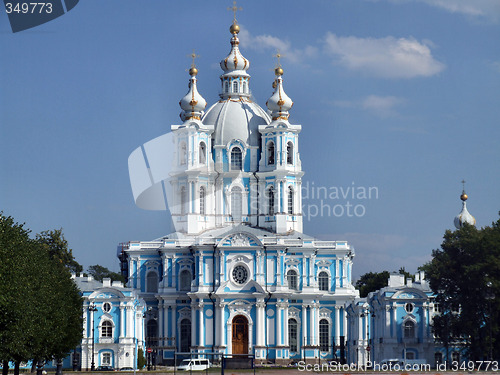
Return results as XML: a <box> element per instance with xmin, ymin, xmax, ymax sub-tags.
<box><xmin>189</xmin><ymin>67</ymin><xmax>198</xmax><ymax>76</ymax></box>
<box><xmin>461</xmin><ymin>193</ymin><xmax>468</xmax><ymax>201</ymax></box>
<box><xmin>230</xmin><ymin>23</ymin><xmax>240</xmax><ymax>34</ymax></box>
<box><xmin>275</xmin><ymin>67</ymin><xmax>284</xmax><ymax>76</ymax></box>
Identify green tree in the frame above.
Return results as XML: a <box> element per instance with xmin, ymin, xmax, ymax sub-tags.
<box><xmin>0</xmin><ymin>213</ymin><xmax>83</xmax><ymax>375</ymax></box>
<box><xmin>423</xmin><ymin>216</ymin><xmax>500</xmax><ymax>361</ymax></box>
<box><xmin>87</xmin><ymin>264</ymin><xmax>125</xmax><ymax>283</ymax></box>
<box><xmin>355</xmin><ymin>268</ymin><xmax>414</xmax><ymax>298</ymax></box>
<box><xmin>36</xmin><ymin>229</ymin><xmax>83</xmax><ymax>274</ymax></box>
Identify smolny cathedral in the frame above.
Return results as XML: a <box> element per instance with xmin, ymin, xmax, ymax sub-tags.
<box><xmin>65</xmin><ymin>12</ymin><xmax>475</xmax><ymax>371</ymax></box>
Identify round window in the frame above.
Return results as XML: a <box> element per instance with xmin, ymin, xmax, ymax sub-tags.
<box><xmin>405</xmin><ymin>303</ymin><xmax>414</xmax><ymax>313</ymax></box>
<box><xmin>103</xmin><ymin>302</ymin><xmax>111</xmax><ymax>313</ymax></box>
<box><xmin>232</xmin><ymin>265</ymin><xmax>248</xmax><ymax>284</ymax></box>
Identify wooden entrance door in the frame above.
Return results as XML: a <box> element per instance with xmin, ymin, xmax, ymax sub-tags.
<box><xmin>232</xmin><ymin>315</ymin><xmax>248</xmax><ymax>354</ymax></box>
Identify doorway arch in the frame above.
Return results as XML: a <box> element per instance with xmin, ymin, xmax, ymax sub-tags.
<box><xmin>232</xmin><ymin>315</ymin><xmax>249</xmax><ymax>354</ymax></box>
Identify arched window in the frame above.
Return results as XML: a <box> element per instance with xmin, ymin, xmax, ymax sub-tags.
<box><xmin>232</xmin><ymin>80</ymin><xmax>238</xmax><ymax>93</ymax></box>
<box><xmin>288</xmin><ymin>318</ymin><xmax>298</xmax><ymax>353</ymax></box>
<box><xmin>146</xmin><ymin>319</ymin><xmax>158</xmax><ymax>347</ymax></box>
<box><xmin>287</xmin><ymin>142</ymin><xmax>293</xmax><ymax>164</ymax></box>
<box><xmin>404</xmin><ymin>321</ymin><xmax>415</xmax><ymax>338</ymax></box>
<box><xmin>146</xmin><ymin>271</ymin><xmax>158</xmax><ymax>293</ymax></box>
<box><xmin>268</xmin><ymin>187</ymin><xmax>275</xmax><ymax>216</ymax></box>
<box><xmin>180</xmin><ymin>186</ymin><xmax>187</xmax><ymax>215</ymax></box>
<box><xmin>231</xmin><ymin>147</ymin><xmax>242</xmax><ymax>170</ymax></box>
<box><xmin>288</xmin><ymin>186</ymin><xmax>294</xmax><ymax>215</ymax></box>
<box><xmin>199</xmin><ymin>142</ymin><xmax>206</xmax><ymax>164</ymax></box>
<box><xmin>231</xmin><ymin>187</ymin><xmax>242</xmax><ymax>222</ymax></box>
<box><xmin>180</xmin><ymin>142</ymin><xmax>187</xmax><ymax>165</ymax></box>
<box><xmin>267</xmin><ymin>141</ymin><xmax>275</xmax><ymax>165</ymax></box>
<box><xmin>180</xmin><ymin>270</ymin><xmax>191</xmax><ymax>291</ymax></box>
<box><xmin>318</xmin><ymin>271</ymin><xmax>329</xmax><ymax>291</ymax></box>
<box><xmin>200</xmin><ymin>187</ymin><xmax>206</xmax><ymax>215</ymax></box>
<box><xmin>180</xmin><ymin>319</ymin><xmax>191</xmax><ymax>352</ymax></box>
<box><xmin>287</xmin><ymin>269</ymin><xmax>298</xmax><ymax>290</ymax></box>
<box><xmin>243</xmin><ymin>81</ymin><xmax>247</xmax><ymax>93</ymax></box>
<box><xmin>224</xmin><ymin>81</ymin><xmax>229</xmax><ymax>93</ymax></box>
<box><xmin>101</xmin><ymin>321</ymin><xmax>113</xmax><ymax>338</ymax></box>
<box><xmin>319</xmin><ymin>319</ymin><xmax>329</xmax><ymax>351</ymax></box>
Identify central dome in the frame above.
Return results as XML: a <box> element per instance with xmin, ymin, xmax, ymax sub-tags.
<box><xmin>202</xmin><ymin>99</ymin><xmax>270</xmax><ymax>147</ymax></box>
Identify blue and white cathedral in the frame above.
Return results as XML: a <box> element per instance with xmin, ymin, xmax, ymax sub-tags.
<box><xmin>54</xmin><ymin>16</ymin><xmax>476</xmax><ymax>372</ymax></box>
<box><xmin>116</xmin><ymin>18</ymin><xmax>358</xmax><ymax>366</ymax></box>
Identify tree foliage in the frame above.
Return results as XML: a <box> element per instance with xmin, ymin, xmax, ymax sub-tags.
<box><xmin>355</xmin><ymin>268</ymin><xmax>414</xmax><ymax>298</ymax></box>
<box><xmin>0</xmin><ymin>213</ymin><xmax>83</xmax><ymax>373</ymax></box>
<box><xmin>87</xmin><ymin>264</ymin><xmax>124</xmax><ymax>283</ymax></box>
<box><xmin>422</xmin><ymin>216</ymin><xmax>500</xmax><ymax>361</ymax></box>
<box><xmin>36</xmin><ymin>229</ymin><xmax>83</xmax><ymax>274</ymax></box>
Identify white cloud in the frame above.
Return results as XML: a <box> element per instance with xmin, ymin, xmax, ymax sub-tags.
<box><xmin>333</xmin><ymin>95</ymin><xmax>405</xmax><ymax>117</ymax></box>
<box><xmin>421</xmin><ymin>0</ymin><xmax>500</xmax><ymax>21</ymax></box>
<box><xmin>324</xmin><ymin>32</ymin><xmax>445</xmax><ymax>78</ymax></box>
<box><xmin>370</xmin><ymin>0</ymin><xmax>500</xmax><ymax>23</ymax></box>
<box><xmin>238</xmin><ymin>27</ymin><xmax>318</xmax><ymax>64</ymax></box>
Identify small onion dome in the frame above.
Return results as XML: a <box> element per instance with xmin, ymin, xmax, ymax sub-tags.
<box><xmin>454</xmin><ymin>191</ymin><xmax>476</xmax><ymax>229</ymax></box>
<box><xmin>266</xmin><ymin>67</ymin><xmax>293</xmax><ymax>121</ymax></box>
<box><xmin>220</xmin><ymin>22</ymin><xmax>249</xmax><ymax>73</ymax></box>
<box><xmin>179</xmin><ymin>68</ymin><xmax>207</xmax><ymax>121</ymax></box>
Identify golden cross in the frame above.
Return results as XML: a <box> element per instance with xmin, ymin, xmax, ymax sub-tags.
<box><xmin>228</xmin><ymin>1</ymin><xmax>242</xmax><ymax>23</ymax></box>
<box><xmin>273</xmin><ymin>50</ymin><xmax>284</xmax><ymax>68</ymax></box>
<box><xmin>188</xmin><ymin>50</ymin><xmax>199</xmax><ymax>68</ymax></box>
<box><xmin>461</xmin><ymin>179</ymin><xmax>466</xmax><ymax>190</ymax></box>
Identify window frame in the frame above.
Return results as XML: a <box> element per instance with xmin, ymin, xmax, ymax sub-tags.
<box><xmin>230</xmin><ymin>147</ymin><xmax>242</xmax><ymax>170</ymax></box>
<box><xmin>287</xmin><ymin>269</ymin><xmax>298</xmax><ymax>290</ymax></box>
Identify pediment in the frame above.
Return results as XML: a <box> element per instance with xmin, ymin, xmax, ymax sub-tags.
<box><xmin>219</xmin><ymin>232</ymin><xmax>261</xmax><ymax>247</ymax></box>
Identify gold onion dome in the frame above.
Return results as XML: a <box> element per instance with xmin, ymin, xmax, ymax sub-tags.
<box><xmin>266</xmin><ymin>66</ymin><xmax>293</xmax><ymax>121</ymax></box>
<box><xmin>220</xmin><ymin>22</ymin><xmax>249</xmax><ymax>73</ymax></box>
<box><xmin>179</xmin><ymin>66</ymin><xmax>207</xmax><ymax>121</ymax></box>
<box><xmin>454</xmin><ymin>189</ymin><xmax>476</xmax><ymax>229</ymax></box>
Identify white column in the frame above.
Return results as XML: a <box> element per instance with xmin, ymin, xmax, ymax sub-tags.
<box><xmin>120</xmin><ymin>306</ymin><xmax>125</xmax><ymax>338</ymax></box>
<box><xmin>314</xmin><ymin>303</ymin><xmax>320</xmax><ymax>346</ymax></box>
<box><xmin>302</xmin><ymin>304</ymin><xmax>308</xmax><ymax>346</ymax></box>
<box><xmin>276</xmin><ymin>303</ymin><xmax>282</xmax><ymax>346</ymax></box>
<box><xmin>392</xmin><ymin>305</ymin><xmax>397</xmax><ymax>338</ymax></box>
<box><xmin>218</xmin><ymin>302</ymin><xmax>225</xmax><ymax>347</ymax></box>
<box><xmin>256</xmin><ymin>300</ymin><xmax>265</xmax><ymax>346</ymax></box>
<box><xmin>343</xmin><ymin>308</ymin><xmax>347</xmax><ymax>342</ymax></box>
<box><xmin>335</xmin><ymin>259</ymin><xmax>340</xmax><ymax>288</ymax></box>
<box><xmin>171</xmin><ymin>306</ymin><xmax>176</xmax><ymax>347</ymax></box>
<box><xmin>158</xmin><ymin>302</ymin><xmax>164</xmax><ymax>346</ymax></box>
<box><xmin>126</xmin><ymin>306</ymin><xmax>133</xmax><ymax>338</ymax></box>
<box><xmin>163</xmin><ymin>304</ymin><xmax>169</xmax><ymax>346</ymax></box>
<box><xmin>191</xmin><ymin>304</ymin><xmax>196</xmax><ymax>348</ymax></box>
<box><xmin>172</xmin><ymin>260</ymin><xmax>177</xmax><ymax>289</ymax></box>
<box><xmin>335</xmin><ymin>306</ymin><xmax>340</xmax><ymax>348</ymax></box>
<box><xmin>198</xmin><ymin>303</ymin><xmax>205</xmax><ymax>347</ymax></box>
<box><xmin>284</xmin><ymin>303</ymin><xmax>289</xmax><ymax>347</ymax></box>
<box><xmin>385</xmin><ymin>306</ymin><xmax>391</xmax><ymax>337</ymax></box>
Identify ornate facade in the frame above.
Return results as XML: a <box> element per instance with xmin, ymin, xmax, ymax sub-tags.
<box><xmin>119</xmin><ymin>18</ymin><xmax>358</xmax><ymax>365</ymax></box>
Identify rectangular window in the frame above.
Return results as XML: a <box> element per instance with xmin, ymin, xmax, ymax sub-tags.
<box><xmin>319</xmin><ymin>320</ymin><xmax>329</xmax><ymax>351</ymax></box>
<box><xmin>102</xmin><ymin>353</ymin><xmax>111</xmax><ymax>366</ymax></box>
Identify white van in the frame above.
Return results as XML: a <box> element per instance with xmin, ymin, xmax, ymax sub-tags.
<box><xmin>177</xmin><ymin>358</ymin><xmax>211</xmax><ymax>371</ymax></box>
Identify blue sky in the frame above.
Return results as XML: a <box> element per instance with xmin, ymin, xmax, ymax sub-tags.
<box><xmin>1</xmin><ymin>0</ymin><xmax>499</xmax><ymax>279</ymax></box>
